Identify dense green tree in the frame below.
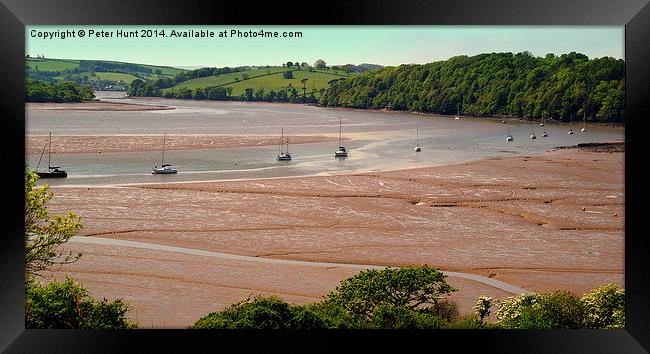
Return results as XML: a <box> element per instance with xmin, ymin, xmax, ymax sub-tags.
<box><xmin>283</xmin><ymin>70</ymin><xmax>294</xmax><ymax>79</ymax></box>
<box><xmin>324</xmin><ymin>266</ymin><xmax>457</xmax><ymax>320</ymax></box>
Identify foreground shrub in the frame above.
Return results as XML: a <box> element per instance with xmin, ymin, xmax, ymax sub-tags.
<box><xmin>581</xmin><ymin>283</ymin><xmax>625</xmax><ymax>329</ymax></box>
<box><xmin>25</xmin><ymin>277</ymin><xmax>136</xmax><ymax>329</ymax></box>
<box><xmin>192</xmin><ymin>296</ymin><xmax>294</xmax><ymax>329</ymax></box>
<box><xmin>369</xmin><ymin>304</ymin><xmax>445</xmax><ymax>329</ymax></box>
<box><xmin>492</xmin><ymin>285</ymin><xmax>624</xmax><ymax>329</ymax></box>
<box><xmin>324</xmin><ymin>266</ymin><xmax>457</xmax><ymax>320</ymax></box>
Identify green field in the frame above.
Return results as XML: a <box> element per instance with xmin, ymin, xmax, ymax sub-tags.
<box><xmin>163</xmin><ymin>66</ymin><xmax>351</xmax><ymax>96</ymax></box>
<box><xmin>25</xmin><ymin>57</ymin><xmax>185</xmax><ymax>83</ymax></box>
<box><xmin>26</xmin><ymin>58</ymin><xmax>80</xmax><ymax>71</ymax></box>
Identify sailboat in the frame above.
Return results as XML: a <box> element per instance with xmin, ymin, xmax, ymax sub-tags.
<box><xmin>36</xmin><ymin>132</ymin><xmax>67</xmax><ymax>178</ymax></box>
<box><xmin>454</xmin><ymin>103</ymin><xmax>460</xmax><ymax>119</ymax></box>
<box><xmin>414</xmin><ymin>118</ymin><xmax>422</xmax><ymax>152</ymax></box>
<box><xmin>542</xmin><ymin>113</ymin><xmax>548</xmax><ymax>137</ymax></box>
<box><xmin>334</xmin><ymin>117</ymin><xmax>348</xmax><ymax>157</ymax></box>
<box><xmin>568</xmin><ymin>115</ymin><xmax>574</xmax><ymax>135</ymax></box>
<box><xmin>581</xmin><ymin>110</ymin><xmax>587</xmax><ymax>132</ymax></box>
<box><xmin>540</xmin><ymin>112</ymin><xmax>545</xmax><ymax>126</ymax></box>
<box><xmin>530</xmin><ymin>124</ymin><xmax>537</xmax><ymax>140</ymax></box>
<box><xmin>506</xmin><ymin>127</ymin><xmax>514</xmax><ymax>142</ymax></box>
<box><xmin>152</xmin><ymin>133</ymin><xmax>177</xmax><ymax>174</ymax></box>
<box><xmin>277</xmin><ymin>128</ymin><xmax>292</xmax><ymax>161</ymax></box>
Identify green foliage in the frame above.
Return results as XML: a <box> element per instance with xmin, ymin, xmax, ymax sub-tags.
<box><xmin>25</xmin><ymin>168</ymin><xmax>83</xmax><ymax>283</ymax></box>
<box><xmin>581</xmin><ymin>283</ymin><xmax>625</xmax><ymax>329</ymax></box>
<box><xmin>320</xmin><ymin>52</ymin><xmax>625</xmax><ymax>123</ymax></box>
<box><xmin>192</xmin><ymin>266</ymin><xmax>459</xmax><ymax>329</ymax></box>
<box><xmin>283</xmin><ymin>70</ymin><xmax>294</xmax><ymax>79</ymax></box>
<box><xmin>191</xmin><ymin>296</ymin><xmax>295</xmax><ymax>329</ymax></box>
<box><xmin>25</xmin><ymin>277</ymin><xmax>136</xmax><ymax>329</ymax></box>
<box><xmin>25</xmin><ymin>80</ymin><xmax>95</xmax><ymax>103</ymax></box>
<box><xmin>324</xmin><ymin>266</ymin><xmax>457</xmax><ymax>320</ymax></box>
<box><xmin>474</xmin><ymin>296</ymin><xmax>492</xmax><ymax>321</ymax></box>
<box><xmin>369</xmin><ymin>304</ymin><xmax>444</xmax><ymax>329</ymax></box>
<box><xmin>492</xmin><ymin>286</ymin><xmax>624</xmax><ymax>329</ymax></box>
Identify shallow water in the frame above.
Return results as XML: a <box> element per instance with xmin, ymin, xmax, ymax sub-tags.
<box><xmin>27</xmin><ymin>92</ymin><xmax>624</xmax><ymax>187</ymax></box>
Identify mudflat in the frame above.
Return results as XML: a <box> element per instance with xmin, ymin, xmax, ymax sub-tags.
<box><xmin>26</xmin><ymin>134</ymin><xmax>345</xmax><ymax>154</ymax></box>
<box><xmin>42</xmin><ymin>145</ymin><xmax>624</xmax><ymax>327</ymax></box>
<box><xmin>26</xmin><ymin>101</ymin><xmax>175</xmax><ymax>111</ymax></box>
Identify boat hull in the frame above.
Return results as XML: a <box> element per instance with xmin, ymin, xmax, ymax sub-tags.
<box><xmin>36</xmin><ymin>171</ymin><xmax>67</xmax><ymax>178</ymax></box>
<box><xmin>152</xmin><ymin>169</ymin><xmax>177</xmax><ymax>174</ymax></box>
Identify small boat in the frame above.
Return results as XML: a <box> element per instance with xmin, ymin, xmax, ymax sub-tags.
<box><xmin>454</xmin><ymin>103</ymin><xmax>460</xmax><ymax>119</ymax></box>
<box><xmin>568</xmin><ymin>115</ymin><xmax>575</xmax><ymax>135</ymax></box>
<box><xmin>581</xmin><ymin>111</ymin><xmax>587</xmax><ymax>132</ymax></box>
<box><xmin>334</xmin><ymin>117</ymin><xmax>348</xmax><ymax>157</ymax></box>
<box><xmin>414</xmin><ymin>118</ymin><xmax>422</xmax><ymax>152</ymax></box>
<box><xmin>506</xmin><ymin>127</ymin><xmax>514</xmax><ymax>142</ymax></box>
<box><xmin>277</xmin><ymin>128</ymin><xmax>292</xmax><ymax>161</ymax></box>
<box><xmin>530</xmin><ymin>125</ymin><xmax>537</xmax><ymax>139</ymax></box>
<box><xmin>542</xmin><ymin>131</ymin><xmax>548</xmax><ymax>138</ymax></box>
<box><xmin>35</xmin><ymin>132</ymin><xmax>67</xmax><ymax>178</ymax></box>
<box><xmin>540</xmin><ymin>112</ymin><xmax>545</xmax><ymax>126</ymax></box>
<box><xmin>152</xmin><ymin>133</ymin><xmax>177</xmax><ymax>174</ymax></box>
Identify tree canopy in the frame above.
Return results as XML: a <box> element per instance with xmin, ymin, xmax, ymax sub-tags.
<box><xmin>320</xmin><ymin>52</ymin><xmax>625</xmax><ymax>123</ymax></box>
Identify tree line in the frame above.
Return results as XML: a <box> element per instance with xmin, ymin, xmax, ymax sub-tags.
<box><xmin>25</xmin><ymin>80</ymin><xmax>95</xmax><ymax>102</ymax></box>
<box><xmin>319</xmin><ymin>52</ymin><xmax>625</xmax><ymax>123</ymax></box>
<box><xmin>129</xmin><ymin>79</ymin><xmax>321</xmax><ymax>104</ymax></box>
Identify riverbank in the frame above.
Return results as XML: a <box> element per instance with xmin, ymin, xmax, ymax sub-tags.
<box><xmin>41</xmin><ymin>145</ymin><xmax>624</xmax><ymax>327</ymax></box>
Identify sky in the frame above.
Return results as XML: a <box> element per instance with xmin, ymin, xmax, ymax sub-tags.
<box><xmin>26</xmin><ymin>26</ymin><xmax>624</xmax><ymax>68</ymax></box>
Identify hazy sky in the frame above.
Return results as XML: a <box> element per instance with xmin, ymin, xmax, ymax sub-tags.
<box><xmin>26</xmin><ymin>26</ymin><xmax>624</xmax><ymax>68</ymax></box>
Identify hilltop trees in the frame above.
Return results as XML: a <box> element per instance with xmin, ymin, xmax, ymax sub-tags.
<box><xmin>314</xmin><ymin>59</ymin><xmax>327</xmax><ymax>69</ymax></box>
<box><xmin>319</xmin><ymin>52</ymin><xmax>625</xmax><ymax>123</ymax></box>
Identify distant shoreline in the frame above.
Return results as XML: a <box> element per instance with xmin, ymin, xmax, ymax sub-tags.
<box><xmin>26</xmin><ymin>101</ymin><xmax>175</xmax><ymax>111</ymax></box>
<box><xmin>113</xmin><ymin>96</ymin><xmax>625</xmax><ymax>128</ymax></box>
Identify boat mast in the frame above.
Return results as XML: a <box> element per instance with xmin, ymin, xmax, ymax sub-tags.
<box><xmin>161</xmin><ymin>133</ymin><xmax>166</xmax><ymax>165</ymax></box>
<box><xmin>48</xmin><ymin>132</ymin><xmax>52</xmax><ymax>169</ymax></box>
<box><xmin>279</xmin><ymin>128</ymin><xmax>284</xmax><ymax>154</ymax></box>
<box><xmin>339</xmin><ymin>117</ymin><xmax>342</xmax><ymax>146</ymax></box>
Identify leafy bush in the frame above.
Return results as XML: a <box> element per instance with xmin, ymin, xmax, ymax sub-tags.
<box><xmin>581</xmin><ymin>283</ymin><xmax>625</xmax><ymax>329</ymax></box>
<box><xmin>324</xmin><ymin>266</ymin><xmax>457</xmax><ymax>320</ymax></box>
<box><xmin>191</xmin><ymin>296</ymin><xmax>294</xmax><ymax>329</ymax></box>
<box><xmin>369</xmin><ymin>304</ymin><xmax>444</xmax><ymax>329</ymax></box>
<box><xmin>492</xmin><ymin>286</ymin><xmax>624</xmax><ymax>329</ymax></box>
<box><xmin>25</xmin><ymin>277</ymin><xmax>136</xmax><ymax>329</ymax></box>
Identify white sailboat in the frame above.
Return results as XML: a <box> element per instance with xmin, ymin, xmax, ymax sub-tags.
<box><xmin>334</xmin><ymin>117</ymin><xmax>348</xmax><ymax>157</ymax></box>
<box><xmin>277</xmin><ymin>128</ymin><xmax>292</xmax><ymax>161</ymax></box>
<box><xmin>506</xmin><ymin>127</ymin><xmax>514</xmax><ymax>142</ymax></box>
<box><xmin>540</xmin><ymin>112</ymin><xmax>545</xmax><ymax>126</ymax></box>
<box><xmin>581</xmin><ymin>110</ymin><xmax>587</xmax><ymax>132</ymax></box>
<box><xmin>542</xmin><ymin>113</ymin><xmax>548</xmax><ymax>137</ymax></box>
<box><xmin>152</xmin><ymin>133</ymin><xmax>177</xmax><ymax>174</ymax></box>
<box><xmin>454</xmin><ymin>103</ymin><xmax>460</xmax><ymax>119</ymax></box>
<box><xmin>568</xmin><ymin>115</ymin><xmax>574</xmax><ymax>135</ymax></box>
<box><xmin>530</xmin><ymin>124</ymin><xmax>537</xmax><ymax>140</ymax></box>
<box><xmin>36</xmin><ymin>132</ymin><xmax>67</xmax><ymax>178</ymax></box>
<box><xmin>414</xmin><ymin>118</ymin><xmax>421</xmax><ymax>152</ymax></box>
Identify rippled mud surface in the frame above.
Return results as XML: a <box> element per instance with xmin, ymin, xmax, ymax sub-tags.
<box><xmin>42</xmin><ymin>147</ymin><xmax>624</xmax><ymax>327</ymax></box>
